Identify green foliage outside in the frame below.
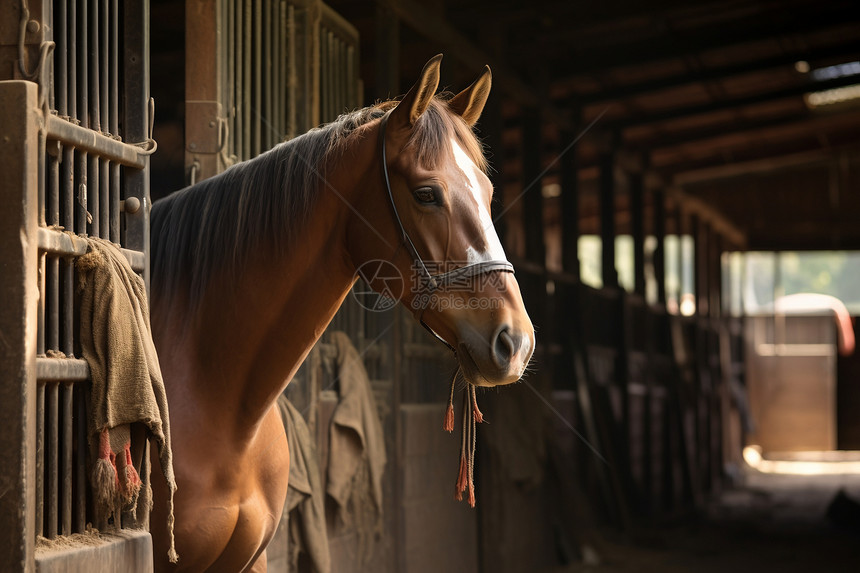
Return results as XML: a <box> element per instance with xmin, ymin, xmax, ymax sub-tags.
<box><xmin>745</xmin><ymin>251</ymin><xmax>860</xmax><ymax>313</ymax></box>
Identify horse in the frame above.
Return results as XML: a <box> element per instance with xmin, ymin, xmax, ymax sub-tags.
<box><xmin>147</xmin><ymin>54</ymin><xmax>535</xmax><ymax>572</ymax></box>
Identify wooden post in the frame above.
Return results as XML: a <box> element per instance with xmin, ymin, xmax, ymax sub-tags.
<box><xmin>699</xmin><ymin>219</ymin><xmax>711</xmax><ymax>318</ymax></box>
<box><xmin>653</xmin><ymin>189</ymin><xmax>667</xmax><ymax>306</ymax></box>
<box><xmin>522</xmin><ymin>107</ymin><xmax>545</xmax><ymax>265</ymax></box>
<box><xmin>599</xmin><ymin>138</ymin><xmax>618</xmax><ymax>289</ymax></box>
<box><xmin>710</xmin><ymin>231</ymin><xmax>723</xmax><ymax>319</ymax></box>
<box><xmin>0</xmin><ymin>80</ymin><xmax>40</xmax><ymax>573</ymax></box>
<box><xmin>690</xmin><ymin>214</ymin><xmax>701</xmax><ymax>316</ymax></box>
<box><xmin>674</xmin><ymin>203</ymin><xmax>685</xmax><ymax>312</ymax></box>
<box><xmin>631</xmin><ymin>170</ymin><xmax>645</xmax><ymax>297</ymax></box>
<box><xmin>185</xmin><ymin>0</ymin><xmax>224</xmax><ymax>182</ymax></box>
<box><xmin>561</xmin><ymin>123</ymin><xmax>581</xmax><ymax>278</ymax></box>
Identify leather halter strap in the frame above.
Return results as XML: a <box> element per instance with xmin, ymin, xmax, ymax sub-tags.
<box><xmin>377</xmin><ymin>113</ymin><xmax>514</xmax><ymax>352</ymax></box>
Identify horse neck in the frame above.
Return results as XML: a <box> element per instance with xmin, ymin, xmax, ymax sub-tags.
<box><xmin>159</xmin><ymin>149</ymin><xmax>376</xmax><ymax>443</ymax></box>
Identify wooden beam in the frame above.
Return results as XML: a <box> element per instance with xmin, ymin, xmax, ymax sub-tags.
<box><xmin>747</xmin><ymin>227</ymin><xmax>860</xmax><ymax>251</ymax></box>
<box><xmin>548</xmin><ymin>1</ymin><xmax>858</xmax><ymax>80</ymax></box>
<box><xmin>670</xmin><ymin>145</ymin><xmax>860</xmax><ymax>186</ymax></box>
<box><xmin>664</xmin><ymin>186</ymin><xmax>747</xmax><ymax>249</ymax></box>
<box><xmin>579</xmin><ymin>42</ymin><xmax>860</xmax><ymax>106</ymax></box>
<box><xmin>648</xmin><ymin>109</ymin><xmax>860</xmax><ymax>165</ymax></box>
<box><xmin>628</xmin><ymin>111</ymin><xmax>812</xmax><ymax>153</ymax></box>
<box><xmin>607</xmin><ymin>74</ymin><xmax>860</xmax><ymax>129</ymax></box>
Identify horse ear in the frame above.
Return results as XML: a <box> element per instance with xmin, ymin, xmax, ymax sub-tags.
<box><xmin>389</xmin><ymin>54</ymin><xmax>443</xmax><ymax>131</ymax></box>
<box><xmin>448</xmin><ymin>65</ymin><xmax>492</xmax><ymax>126</ymax></box>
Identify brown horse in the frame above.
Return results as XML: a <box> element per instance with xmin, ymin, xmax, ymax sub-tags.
<box><xmin>148</xmin><ymin>55</ymin><xmax>534</xmax><ymax>571</ymax></box>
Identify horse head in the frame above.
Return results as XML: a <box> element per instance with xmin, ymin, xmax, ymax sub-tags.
<box><xmin>349</xmin><ymin>55</ymin><xmax>535</xmax><ymax>387</ymax></box>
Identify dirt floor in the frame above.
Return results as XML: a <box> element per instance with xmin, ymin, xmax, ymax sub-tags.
<box><xmin>560</xmin><ymin>469</ymin><xmax>860</xmax><ymax>573</ymax></box>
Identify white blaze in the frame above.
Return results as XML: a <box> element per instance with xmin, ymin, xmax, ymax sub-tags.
<box><xmin>451</xmin><ymin>140</ymin><xmax>508</xmax><ymax>264</ymax></box>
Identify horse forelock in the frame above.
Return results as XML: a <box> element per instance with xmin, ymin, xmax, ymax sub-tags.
<box><xmin>150</xmin><ymin>95</ymin><xmax>485</xmax><ymax>317</ymax></box>
<box><xmin>408</xmin><ymin>95</ymin><xmax>489</xmax><ymax>174</ymax></box>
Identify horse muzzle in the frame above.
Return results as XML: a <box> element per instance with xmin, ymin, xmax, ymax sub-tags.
<box><xmin>457</xmin><ymin>322</ymin><xmax>534</xmax><ymax>386</ymax></box>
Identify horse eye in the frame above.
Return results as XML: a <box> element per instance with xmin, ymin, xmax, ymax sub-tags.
<box><xmin>413</xmin><ymin>187</ymin><xmax>437</xmax><ymax>204</ymax></box>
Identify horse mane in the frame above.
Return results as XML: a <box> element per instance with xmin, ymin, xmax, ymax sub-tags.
<box><xmin>150</xmin><ymin>94</ymin><xmax>487</xmax><ymax>315</ymax></box>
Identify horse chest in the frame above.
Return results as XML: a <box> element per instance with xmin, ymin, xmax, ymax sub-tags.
<box><xmin>214</xmin><ymin>414</ymin><xmax>290</xmax><ymax>569</ymax></box>
<box><xmin>167</xmin><ymin>409</ymin><xmax>290</xmax><ymax>571</ymax></box>
<box><xmin>217</xmin><ymin>490</ymin><xmax>281</xmax><ymax>570</ymax></box>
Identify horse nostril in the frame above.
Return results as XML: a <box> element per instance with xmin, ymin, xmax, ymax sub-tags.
<box><xmin>493</xmin><ymin>327</ymin><xmax>517</xmax><ymax>367</ymax></box>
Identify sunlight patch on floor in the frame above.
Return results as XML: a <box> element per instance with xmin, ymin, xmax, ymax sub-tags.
<box><xmin>744</xmin><ymin>445</ymin><xmax>860</xmax><ymax>475</ymax></box>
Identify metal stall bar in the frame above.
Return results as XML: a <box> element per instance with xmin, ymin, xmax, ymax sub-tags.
<box><xmin>272</xmin><ymin>0</ymin><xmax>281</xmax><ymax>142</ymax></box>
<box><xmin>61</xmin><ymin>382</ymin><xmax>73</xmax><ymax>536</ymax></box>
<box><xmin>45</xmin><ymin>113</ymin><xmax>150</xmax><ymax>170</ymax></box>
<box><xmin>320</xmin><ymin>27</ymin><xmax>328</xmax><ymax>121</ymax></box>
<box><xmin>319</xmin><ymin>2</ymin><xmax>360</xmax><ymax>122</ymax></box>
<box><xmin>327</xmin><ymin>30</ymin><xmax>334</xmax><ymax>120</ymax></box>
<box><xmin>264</xmin><ymin>0</ymin><xmax>273</xmax><ymax>149</ymax></box>
<box><xmin>38</xmin><ymin>222</ymin><xmax>145</xmax><ymax>273</ymax></box>
<box><xmin>99</xmin><ymin>0</ymin><xmax>110</xmax><ymax>238</ymax></box>
<box><xmin>36</xmin><ymin>358</ymin><xmax>91</xmax><ymax>382</ymax></box>
<box><xmin>41</xmin><ymin>0</ymin><xmax>62</xmax><ymax>539</ymax></box>
<box><xmin>88</xmin><ymin>0</ymin><xmax>101</xmax><ymax>239</ymax></box>
<box><xmin>75</xmin><ymin>383</ymin><xmax>86</xmax><ymax>533</ymax></box>
<box><xmin>36</xmin><ymin>380</ymin><xmax>44</xmax><ymax>538</ymax></box>
<box><xmin>110</xmin><ymin>0</ymin><xmax>121</xmax><ymax>242</ymax></box>
<box><xmin>287</xmin><ymin>2</ymin><xmax>296</xmax><ymax>138</ymax></box>
<box><xmin>63</xmin><ymin>0</ymin><xmax>77</xmax><ymax>359</ymax></box>
<box><xmin>46</xmin><ymin>382</ymin><xmax>59</xmax><ymax>538</ymax></box>
<box><xmin>76</xmin><ymin>0</ymin><xmax>89</xmax><ymax>238</ymax></box>
<box><xmin>123</xmin><ymin>0</ymin><xmax>151</xmax><ymax>281</ymax></box>
<box><xmin>243</xmin><ymin>0</ymin><xmax>252</xmax><ymax>157</ymax></box>
<box><xmin>287</xmin><ymin>0</ymin><xmax>295</xmax><ymax>138</ymax></box>
<box><xmin>235</xmin><ymin>0</ymin><xmax>244</xmax><ymax>160</ymax></box>
<box><xmin>61</xmin><ymin>1</ymin><xmax>78</xmax><ymax>541</ymax></box>
<box><xmin>253</xmin><ymin>0</ymin><xmax>262</xmax><ymax>157</ymax></box>
<box><xmin>279</xmin><ymin>1</ymin><xmax>287</xmax><ymax>138</ymax></box>
<box><xmin>335</xmin><ymin>34</ymin><xmax>343</xmax><ymax>115</ymax></box>
<box><xmin>347</xmin><ymin>43</ymin><xmax>355</xmax><ymax>109</ymax></box>
<box><xmin>224</xmin><ymin>0</ymin><xmax>234</xmax><ymax>161</ymax></box>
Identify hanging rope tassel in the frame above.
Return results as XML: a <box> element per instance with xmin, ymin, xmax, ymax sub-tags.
<box><xmin>455</xmin><ymin>386</ymin><xmax>470</xmax><ymax>501</ymax></box>
<box><xmin>451</xmin><ymin>383</ymin><xmax>483</xmax><ymax>507</ymax></box>
<box><xmin>467</xmin><ymin>385</ymin><xmax>478</xmax><ymax>507</ymax></box>
<box><xmin>470</xmin><ymin>384</ymin><xmax>484</xmax><ymax>423</ymax></box>
<box><xmin>455</xmin><ymin>454</ymin><xmax>468</xmax><ymax>501</ymax></box>
<box><xmin>443</xmin><ymin>368</ymin><xmax>459</xmax><ymax>433</ymax></box>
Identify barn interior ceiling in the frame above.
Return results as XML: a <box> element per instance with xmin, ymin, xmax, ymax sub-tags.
<box><xmin>332</xmin><ymin>0</ymin><xmax>860</xmax><ymax>251</ymax></box>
